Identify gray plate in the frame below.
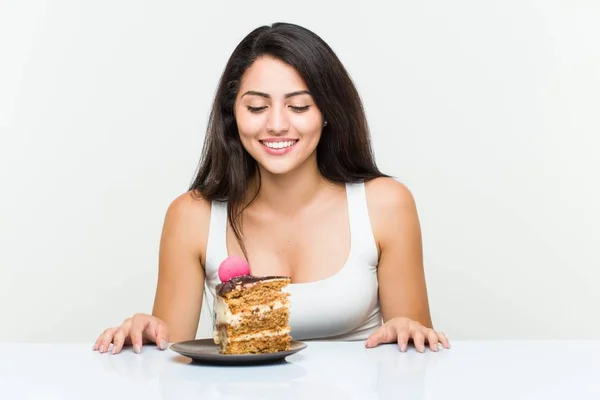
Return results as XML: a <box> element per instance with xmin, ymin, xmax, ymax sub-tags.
<box><xmin>170</xmin><ymin>339</ymin><xmax>307</xmax><ymax>365</ymax></box>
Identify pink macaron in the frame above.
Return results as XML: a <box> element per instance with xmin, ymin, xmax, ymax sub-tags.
<box><xmin>218</xmin><ymin>256</ymin><xmax>251</xmax><ymax>282</ymax></box>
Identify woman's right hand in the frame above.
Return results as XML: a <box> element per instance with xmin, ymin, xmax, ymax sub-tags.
<box><xmin>92</xmin><ymin>313</ymin><xmax>169</xmax><ymax>355</ymax></box>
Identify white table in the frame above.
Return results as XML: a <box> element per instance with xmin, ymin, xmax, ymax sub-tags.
<box><xmin>0</xmin><ymin>341</ymin><xmax>598</xmax><ymax>399</ymax></box>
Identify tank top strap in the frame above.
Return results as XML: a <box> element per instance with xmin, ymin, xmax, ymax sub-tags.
<box><xmin>204</xmin><ymin>200</ymin><xmax>228</xmax><ymax>280</ymax></box>
<box><xmin>345</xmin><ymin>182</ymin><xmax>379</xmax><ymax>264</ymax></box>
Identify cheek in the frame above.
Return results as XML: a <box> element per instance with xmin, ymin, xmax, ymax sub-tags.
<box><xmin>291</xmin><ymin>114</ymin><xmax>322</xmax><ymax>138</ymax></box>
<box><xmin>236</xmin><ymin>113</ymin><xmax>264</xmax><ymax>139</ymax></box>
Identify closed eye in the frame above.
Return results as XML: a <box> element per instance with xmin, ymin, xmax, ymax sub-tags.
<box><xmin>247</xmin><ymin>106</ymin><xmax>267</xmax><ymax>113</ymax></box>
<box><xmin>290</xmin><ymin>105</ymin><xmax>310</xmax><ymax>113</ymax></box>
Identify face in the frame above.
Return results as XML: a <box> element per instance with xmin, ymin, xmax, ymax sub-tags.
<box><xmin>234</xmin><ymin>56</ymin><xmax>324</xmax><ymax>176</ymax></box>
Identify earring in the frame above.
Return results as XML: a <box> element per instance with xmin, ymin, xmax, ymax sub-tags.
<box><xmin>323</xmin><ymin>120</ymin><xmax>328</xmax><ymax>127</ymax></box>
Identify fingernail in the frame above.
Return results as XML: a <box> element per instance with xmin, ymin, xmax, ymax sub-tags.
<box><xmin>134</xmin><ymin>344</ymin><xmax>141</xmax><ymax>354</ymax></box>
<box><xmin>99</xmin><ymin>346</ymin><xmax>105</xmax><ymax>353</ymax></box>
<box><xmin>160</xmin><ymin>340</ymin><xmax>167</xmax><ymax>349</ymax></box>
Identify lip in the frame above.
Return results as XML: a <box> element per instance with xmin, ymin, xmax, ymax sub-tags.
<box><xmin>259</xmin><ymin>138</ymin><xmax>298</xmax><ymax>143</ymax></box>
<box><xmin>259</xmin><ymin>139</ymin><xmax>299</xmax><ymax>156</ymax></box>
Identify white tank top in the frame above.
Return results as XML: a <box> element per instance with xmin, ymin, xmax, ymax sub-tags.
<box><xmin>203</xmin><ymin>182</ymin><xmax>382</xmax><ymax>341</ymax></box>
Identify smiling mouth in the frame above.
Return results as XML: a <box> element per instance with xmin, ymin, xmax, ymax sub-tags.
<box><xmin>259</xmin><ymin>140</ymin><xmax>299</xmax><ymax>149</ymax></box>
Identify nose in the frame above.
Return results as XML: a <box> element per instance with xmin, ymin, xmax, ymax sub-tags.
<box><xmin>265</xmin><ymin>105</ymin><xmax>289</xmax><ymax>134</ymax></box>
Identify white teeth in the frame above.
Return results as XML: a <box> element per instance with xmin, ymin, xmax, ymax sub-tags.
<box><xmin>263</xmin><ymin>140</ymin><xmax>296</xmax><ymax>149</ymax></box>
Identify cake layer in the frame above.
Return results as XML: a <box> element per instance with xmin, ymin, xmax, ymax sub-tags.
<box><xmin>215</xmin><ymin>327</ymin><xmax>292</xmax><ymax>354</ymax></box>
<box><xmin>216</xmin><ymin>306</ymin><xmax>290</xmax><ymax>335</ymax></box>
<box><xmin>215</xmin><ymin>293</ymin><xmax>290</xmax><ymax>324</ymax></box>
<box><xmin>226</xmin><ymin>294</ymin><xmax>289</xmax><ymax>315</ymax></box>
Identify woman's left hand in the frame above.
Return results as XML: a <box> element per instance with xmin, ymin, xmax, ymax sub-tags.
<box><xmin>365</xmin><ymin>317</ymin><xmax>450</xmax><ymax>352</ymax></box>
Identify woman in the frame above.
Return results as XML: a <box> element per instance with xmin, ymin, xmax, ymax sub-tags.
<box><xmin>93</xmin><ymin>22</ymin><xmax>450</xmax><ymax>355</ymax></box>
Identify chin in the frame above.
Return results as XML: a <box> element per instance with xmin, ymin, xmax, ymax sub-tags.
<box><xmin>257</xmin><ymin>160</ymin><xmax>300</xmax><ymax>176</ymax></box>
<box><xmin>243</xmin><ymin>140</ymin><xmax>318</xmax><ymax>177</ymax></box>
<box><xmin>255</xmin><ymin>152</ymin><xmax>318</xmax><ymax>177</ymax></box>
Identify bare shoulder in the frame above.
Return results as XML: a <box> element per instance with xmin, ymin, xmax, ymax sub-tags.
<box><xmin>365</xmin><ymin>177</ymin><xmax>416</xmax><ymax>210</ymax></box>
<box><xmin>165</xmin><ymin>190</ymin><xmax>212</xmax><ymax>222</ymax></box>
<box><xmin>161</xmin><ymin>190</ymin><xmax>212</xmax><ymax>264</ymax></box>
<box><xmin>364</xmin><ymin>177</ymin><xmax>419</xmax><ymax>249</ymax></box>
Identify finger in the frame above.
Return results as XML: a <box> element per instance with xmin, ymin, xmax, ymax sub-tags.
<box><xmin>438</xmin><ymin>332</ymin><xmax>451</xmax><ymax>349</ymax></box>
<box><xmin>412</xmin><ymin>329</ymin><xmax>426</xmax><ymax>353</ymax></box>
<box><xmin>427</xmin><ymin>329</ymin><xmax>439</xmax><ymax>352</ymax></box>
<box><xmin>93</xmin><ymin>328</ymin><xmax>113</xmax><ymax>351</ymax></box>
<box><xmin>365</xmin><ymin>327</ymin><xmax>383</xmax><ymax>348</ymax></box>
<box><xmin>154</xmin><ymin>322</ymin><xmax>169</xmax><ymax>350</ymax></box>
<box><xmin>97</xmin><ymin>328</ymin><xmax>116</xmax><ymax>353</ymax></box>
<box><xmin>111</xmin><ymin>327</ymin><xmax>129</xmax><ymax>355</ymax></box>
<box><xmin>365</xmin><ymin>325</ymin><xmax>396</xmax><ymax>348</ymax></box>
<box><xmin>396</xmin><ymin>329</ymin><xmax>410</xmax><ymax>352</ymax></box>
<box><xmin>130</xmin><ymin>314</ymin><xmax>149</xmax><ymax>353</ymax></box>
<box><xmin>93</xmin><ymin>334</ymin><xmax>103</xmax><ymax>351</ymax></box>
<box><xmin>143</xmin><ymin>318</ymin><xmax>159</xmax><ymax>342</ymax></box>
<box><xmin>142</xmin><ymin>318</ymin><xmax>166</xmax><ymax>348</ymax></box>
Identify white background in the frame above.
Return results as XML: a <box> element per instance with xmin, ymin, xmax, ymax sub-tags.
<box><xmin>1</xmin><ymin>0</ymin><xmax>598</xmax><ymax>342</ymax></box>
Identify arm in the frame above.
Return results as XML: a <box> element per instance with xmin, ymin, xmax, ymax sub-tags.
<box><xmin>151</xmin><ymin>191</ymin><xmax>211</xmax><ymax>342</ymax></box>
<box><xmin>365</xmin><ymin>178</ymin><xmax>448</xmax><ymax>351</ymax></box>
<box><xmin>368</xmin><ymin>178</ymin><xmax>433</xmax><ymax>328</ymax></box>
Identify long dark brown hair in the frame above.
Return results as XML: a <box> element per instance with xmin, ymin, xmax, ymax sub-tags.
<box><xmin>189</xmin><ymin>22</ymin><xmax>388</xmax><ymax>258</ymax></box>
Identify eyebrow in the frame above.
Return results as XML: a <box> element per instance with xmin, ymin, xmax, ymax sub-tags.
<box><xmin>241</xmin><ymin>90</ymin><xmax>311</xmax><ymax>99</ymax></box>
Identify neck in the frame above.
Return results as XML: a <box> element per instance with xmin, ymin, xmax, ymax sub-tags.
<box><xmin>247</xmin><ymin>158</ymin><xmax>327</xmax><ymax>214</ymax></box>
